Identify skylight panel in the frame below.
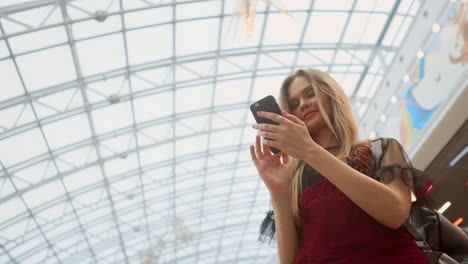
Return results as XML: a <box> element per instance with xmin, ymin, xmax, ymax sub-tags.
<box><xmin>72</xmin><ymin>15</ymin><xmax>122</xmax><ymax>40</ymax></box>
<box><xmin>103</xmin><ymin>152</ymin><xmax>139</xmax><ymax>177</ymax></box>
<box><xmin>137</xmin><ymin>123</ymin><xmax>173</xmax><ymax>147</ymax></box>
<box><xmin>9</xmin><ymin>235</ymin><xmax>46</xmax><ymax>261</ymax></box>
<box><xmin>99</xmin><ymin>133</ymin><xmax>135</xmax><ymax>159</ymax></box>
<box><xmin>0</xmin><ymin>197</ymin><xmax>27</xmax><ymax>224</ymax></box>
<box><xmin>16</xmin><ymin>45</ymin><xmax>77</xmax><ymax>92</ymax></box>
<box><xmin>91</xmin><ymin>101</ymin><xmax>133</xmax><ymax>135</ymax></box>
<box><xmin>392</xmin><ymin>17</ymin><xmax>413</xmax><ymax>47</ymax></box>
<box><xmin>42</xmin><ymin>113</ymin><xmax>91</xmax><ymax>150</ymax></box>
<box><xmin>211</xmin><ymin>109</ymin><xmax>246</xmax><ymax>130</ymax></box>
<box><xmin>263</xmin><ymin>12</ymin><xmax>306</xmax><ymax>45</ymax></box>
<box><xmin>355</xmin><ymin>0</ymin><xmax>395</xmax><ymax>12</ymax></box>
<box><xmin>367</xmin><ymin>75</ymin><xmax>382</xmax><ymax>99</ymax></box>
<box><xmin>176</xmin><ymin>1</ymin><xmax>221</xmax><ymax>20</ymax></box>
<box><xmin>56</xmin><ymin>145</ymin><xmax>98</xmax><ymax>173</ymax></box>
<box><xmin>0</xmin><ymin>175</ymin><xmax>16</xmax><ymax>197</ymax></box>
<box><xmin>132</xmin><ymin>66</ymin><xmax>172</xmax><ymax>92</ymax></box>
<box><xmin>20</xmin><ymin>249</ymin><xmax>48</xmax><ymax>264</ymax></box>
<box><xmin>139</xmin><ymin>142</ymin><xmax>173</xmax><ymax>166</ymax></box>
<box><xmin>127</xmin><ymin>24</ymin><xmax>173</xmax><ymax>66</ymax></box>
<box><xmin>9</xmin><ymin>26</ymin><xmax>68</xmax><ymax>54</ymax></box>
<box><xmin>66</xmin><ymin>0</ymin><xmax>120</xmax><ymax>20</ymax></box>
<box><xmin>304</xmin><ymin>13</ymin><xmax>349</xmax><ymax>43</ymax></box>
<box><xmin>382</xmin><ymin>15</ymin><xmax>406</xmax><ymax>47</ymax></box>
<box><xmin>63</xmin><ymin>166</ymin><xmax>103</xmax><ymax>193</ymax></box>
<box><xmin>398</xmin><ymin>0</ymin><xmax>415</xmax><ymax>14</ymax></box>
<box><xmin>175</xmin><ymin>134</ymin><xmax>208</xmax><ymax>157</ymax></box>
<box><xmin>350</xmin><ymin>49</ymin><xmax>372</xmax><ymax>64</ymax></box>
<box><xmin>22</xmin><ymin>180</ymin><xmax>65</xmax><ymax>208</ymax></box>
<box><xmin>314</xmin><ymin>0</ymin><xmax>353</xmax><ymax>10</ymax></box>
<box><xmin>175</xmin><ymin>114</ymin><xmax>210</xmax><ymax>137</ymax></box>
<box><xmin>110</xmin><ymin>174</ymin><xmax>141</xmax><ymax>197</ymax></box>
<box><xmin>0</xmin><ymin>0</ymin><xmax>36</xmax><ymax>8</ymax></box>
<box><xmin>297</xmin><ymin>49</ymin><xmax>334</xmax><ymax>66</ymax></box>
<box><xmin>340</xmin><ymin>71</ymin><xmax>361</xmax><ymax>96</ymax></box>
<box><xmin>206</xmin><ymin>151</ymin><xmax>238</xmax><ymax>169</ymax></box>
<box><xmin>329</xmin><ymin>73</ymin><xmax>360</xmax><ymax>95</ymax></box>
<box><xmin>0</xmin><ymin>128</ymin><xmax>48</xmax><ymax>168</ymax></box>
<box><xmin>213</xmin><ymin>78</ymin><xmax>251</xmax><ymax>106</ymax></box>
<box><xmin>408</xmin><ymin>0</ymin><xmax>420</xmax><ymax>16</ymax></box>
<box><xmin>343</xmin><ymin>13</ymin><xmax>387</xmax><ymax>44</ymax></box>
<box><xmin>33</xmin><ymin>87</ymin><xmax>84</xmax><ymax>119</ymax></box>
<box><xmin>176</xmin><ymin>18</ymin><xmax>219</xmax><ymax>56</ymax></box>
<box><xmin>209</xmin><ymin>127</ymin><xmax>242</xmax><ymax>149</ymax></box>
<box><xmin>79</xmin><ymin>203</ymin><xmax>112</xmax><ymax>225</ymax></box>
<box><xmin>134</xmin><ymin>90</ymin><xmax>173</xmax><ymax>123</ymax></box>
<box><xmin>251</xmin><ymin>75</ymin><xmax>284</xmax><ymax>101</ymax></box>
<box><xmin>1</xmin><ymin>218</ymin><xmax>33</xmax><ymax>248</ymax></box>
<box><xmin>175</xmin><ymin>83</ymin><xmax>213</xmax><ymax>113</ymax></box>
<box><xmin>124</xmin><ymin>6</ymin><xmax>173</xmax><ymax>29</ymax></box>
<box><xmin>241</xmin><ymin>126</ymin><xmax>256</xmax><ymax>146</ymax></box>
<box><xmin>176</xmin><ymin>157</ymin><xmax>206</xmax><ymax>175</ymax></box>
<box><xmin>0</xmin><ymin>40</ymin><xmax>9</xmax><ymax>59</ymax></box>
<box><xmin>0</xmin><ymin>103</ymin><xmax>35</xmax><ymax>133</ymax></box>
<box><xmin>75</xmin><ymin>33</ymin><xmax>126</xmax><ymax>77</ymax></box>
<box><xmin>12</xmin><ymin>160</ymin><xmax>57</xmax><ymax>187</ymax></box>
<box><xmin>2</xmin><ymin>4</ymin><xmax>63</xmax><ymax>35</ymax></box>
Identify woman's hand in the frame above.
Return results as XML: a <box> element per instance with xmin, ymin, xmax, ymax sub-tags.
<box><xmin>252</xmin><ymin>111</ymin><xmax>318</xmax><ymax>161</ymax></box>
<box><xmin>250</xmin><ymin>135</ymin><xmax>293</xmax><ymax>194</ymax></box>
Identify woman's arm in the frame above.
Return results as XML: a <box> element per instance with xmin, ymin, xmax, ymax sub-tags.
<box><xmin>270</xmin><ymin>190</ymin><xmax>299</xmax><ymax>264</ymax></box>
<box><xmin>253</xmin><ymin>111</ymin><xmax>411</xmax><ymax>229</ymax></box>
<box><xmin>303</xmin><ymin>147</ymin><xmax>411</xmax><ymax>229</ymax></box>
<box><xmin>249</xmin><ymin>135</ymin><xmax>299</xmax><ymax>263</ymax></box>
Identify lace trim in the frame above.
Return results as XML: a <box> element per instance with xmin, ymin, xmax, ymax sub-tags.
<box><xmin>375</xmin><ymin>164</ymin><xmax>416</xmax><ymax>186</ymax></box>
<box><xmin>375</xmin><ymin>164</ymin><xmax>435</xmax><ymax>207</ymax></box>
<box><xmin>258</xmin><ymin>210</ymin><xmax>275</xmax><ymax>243</ymax></box>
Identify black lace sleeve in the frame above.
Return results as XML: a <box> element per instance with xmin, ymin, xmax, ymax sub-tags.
<box><xmin>373</xmin><ymin>138</ymin><xmax>435</xmax><ymax>206</ymax></box>
<box><xmin>258</xmin><ymin>210</ymin><xmax>275</xmax><ymax>243</ymax></box>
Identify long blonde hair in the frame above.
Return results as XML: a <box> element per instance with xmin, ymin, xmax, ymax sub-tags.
<box><xmin>278</xmin><ymin>68</ymin><xmax>368</xmax><ymax>226</ymax></box>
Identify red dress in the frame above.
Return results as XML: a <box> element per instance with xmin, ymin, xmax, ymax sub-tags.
<box><xmin>258</xmin><ymin>138</ymin><xmax>432</xmax><ymax>263</ymax></box>
<box><xmin>292</xmin><ymin>138</ymin><xmax>430</xmax><ymax>263</ymax></box>
<box><xmin>294</xmin><ymin>177</ymin><xmax>429</xmax><ymax>263</ymax></box>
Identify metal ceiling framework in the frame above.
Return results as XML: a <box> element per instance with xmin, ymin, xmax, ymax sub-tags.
<box><xmin>0</xmin><ymin>0</ymin><xmax>426</xmax><ymax>263</ymax></box>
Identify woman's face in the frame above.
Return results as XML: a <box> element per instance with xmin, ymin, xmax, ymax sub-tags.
<box><xmin>287</xmin><ymin>75</ymin><xmax>332</xmax><ymax>136</ymax></box>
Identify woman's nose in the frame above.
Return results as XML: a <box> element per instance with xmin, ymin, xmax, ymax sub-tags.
<box><xmin>298</xmin><ymin>99</ymin><xmax>310</xmax><ymax>110</ymax></box>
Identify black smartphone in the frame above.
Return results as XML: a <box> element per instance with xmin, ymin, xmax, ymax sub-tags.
<box><xmin>250</xmin><ymin>95</ymin><xmax>283</xmax><ymax>154</ymax></box>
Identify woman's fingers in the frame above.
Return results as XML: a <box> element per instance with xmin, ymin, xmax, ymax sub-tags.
<box><xmin>262</xmin><ymin>141</ymin><xmax>274</xmax><ymax>156</ymax></box>
<box><xmin>282</xmin><ymin>111</ymin><xmax>303</xmax><ymax>124</ymax></box>
<box><xmin>257</xmin><ymin>130</ymin><xmax>280</xmax><ymax>141</ymax></box>
<box><xmin>250</xmin><ymin>145</ymin><xmax>259</xmax><ymax>164</ymax></box>
<box><xmin>255</xmin><ymin>111</ymin><xmax>288</xmax><ymax>126</ymax></box>
<box><xmin>255</xmin><ymin>135</ymin><xmax>264</xmax><ymax>158</ymax></box>
<box><xmin>252</xmin><ymin>123</ymin><xmax>280</xmax><ymax>132</ymax></box>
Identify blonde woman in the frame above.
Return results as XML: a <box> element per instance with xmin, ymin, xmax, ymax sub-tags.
<box><xmin>250</xmin><ymin>69</ymin><xmax>429</xmax><ymax>263</ymax></box>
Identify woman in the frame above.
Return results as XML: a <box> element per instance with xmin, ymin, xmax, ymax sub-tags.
<box><xmin>250</xmin><ymin>69</ymin><xmax>429</xmax><ymax>263</ymax></box>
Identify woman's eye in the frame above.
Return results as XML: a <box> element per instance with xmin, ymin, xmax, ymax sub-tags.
<box><xmin>307</xmin><ymin>91</ymin><xmax>315</xmax><ymax>97</ymax></box>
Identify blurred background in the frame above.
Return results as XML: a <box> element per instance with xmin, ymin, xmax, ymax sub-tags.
<box><xmin>0</xmin><ymin>0</ymin><xmax>466</xmax><ymax>263</ymax></box>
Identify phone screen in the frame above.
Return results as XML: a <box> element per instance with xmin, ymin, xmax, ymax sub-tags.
<box><xmin>250</xmin><ymin>95</ymin><xmax>283</xmax><ymax>154</ymax></box>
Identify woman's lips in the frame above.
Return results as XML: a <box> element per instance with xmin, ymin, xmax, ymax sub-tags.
<box><xmin>303</xmin><ymin>111</ymin><xmax>318</xmax><ymax>120</ymax></box>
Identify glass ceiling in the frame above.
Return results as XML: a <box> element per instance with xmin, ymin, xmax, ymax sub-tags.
<box><xmin>0</xmin><ymin>0</ymin><xmax>421</xmax><ymax>263</ymax></box>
